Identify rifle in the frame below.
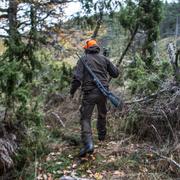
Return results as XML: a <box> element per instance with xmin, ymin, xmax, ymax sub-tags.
<box><xmin>76</xmin><ymin>53</ymin><xmax>123</xmax><ymax>108</ymax></box>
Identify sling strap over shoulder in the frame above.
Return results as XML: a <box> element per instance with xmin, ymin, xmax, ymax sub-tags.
<box><xmin>77</xmin><ymin>53</ymin><xmax>123</xmax><ymax>108</ymax></box>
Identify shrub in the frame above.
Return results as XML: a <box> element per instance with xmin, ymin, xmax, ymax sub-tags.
<box><xmin>125</xmin><ymin>54</ymin><xmax>172</xmax><ymax>96</ymax></box>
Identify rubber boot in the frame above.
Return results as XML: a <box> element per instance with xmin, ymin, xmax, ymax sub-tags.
<box><xmin>79</xmin><ymin>141</ymin><xmax>94</xmax><ymax>157</ymax></box>
<box><xmin>98</xmin><ymin>135</ymin><xmax>106</xmax><ymax>141</ymax></box>
<box><xmin>98</xmin><ymin>130</ymin><xmax>106</xmax><ymax>141</ymax></box>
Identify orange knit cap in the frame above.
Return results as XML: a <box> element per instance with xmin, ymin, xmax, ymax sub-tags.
<box><xmin>83</xmin><ymin>39</ymin><xmax>98</xmax><ymax>49</ymax></box>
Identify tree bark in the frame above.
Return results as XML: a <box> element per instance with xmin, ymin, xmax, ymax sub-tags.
<box><xmin>116</xmin><ymin>24</ymin><xmax>139</xmax><ymax>67</ymax></box>
<box><xmin>167</xmin><ymin>43</ymin><xmax>180</xmax><ymax>83</ymax></box>
<box><xmin>91</xmin><ymin>11</ymin><xmax>103</xmax><ymax>39</ymax></box>
<box><xmin>108</xmin><ymin>24</ymin><xmax>139</xmax><ymax>82</ymax></box>
<box><xmin>0</xmin><ymin>126</ymin><xmax>17</xmax><ymax>175</ymax></box>
<box><xmin>8</xmin><ymin>0</ymin><xmax>18</xmax><ymax>41</ymax></box>
<box><xmin>175</xmin><ymin>49</ymin><xmax>180</xmax><ymax>82</ymax></box>
<box><xmin>3</xmin><ymin>0</ymin><xmax>19</xmax><ymax>120</ymax></box>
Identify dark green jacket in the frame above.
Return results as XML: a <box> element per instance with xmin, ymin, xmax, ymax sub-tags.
<box><xmin>70</xmin><ymin>46</ymin><xmax>119</xmax><ymax>95</ymax></box>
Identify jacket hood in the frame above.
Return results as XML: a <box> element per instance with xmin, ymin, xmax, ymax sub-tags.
<box><xmin>85</xmin><ymin>45</ymin><xmax>100</xmax><ymax>54</ymax></box>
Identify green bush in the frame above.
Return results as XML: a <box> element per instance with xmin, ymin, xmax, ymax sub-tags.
<box><xmin>125</xmin><ymin>54</ymin><xmax>172</xmax><ymax>96</ymax></box>
<box><xmin>30</xmin><ymin>50</ymin><xmax>72</xmax><ymax>97</ymax></box>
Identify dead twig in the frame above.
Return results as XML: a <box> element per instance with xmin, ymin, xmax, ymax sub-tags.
<box><xmin>125</xmin><ymin>89</ymin><xmax>167</xmax><ymax>104</ymax></box>
<box><xmin>151</xmin><ymin>124</ymin><xmax>162</xmax><ymax>143</ymax></box>
<box><xmin>51</xmin><ymin>112</ymin><xmax>65</xmax><ymax>128</ymax></box>
<box><xmin>151</xmin><ymin>150</ymin><xmax>180</xmax><ymax>169</ymax></box>
<box><xmin>161</xmin><ymin>109</ymin><xmax>178</xmax><ymax>143</ymax></box>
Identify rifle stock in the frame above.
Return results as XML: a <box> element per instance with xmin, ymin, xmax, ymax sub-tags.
<box><xmin>108</xmin><ymin>92</ymin><xmax>121</xmax><ymax>108</ymax></box>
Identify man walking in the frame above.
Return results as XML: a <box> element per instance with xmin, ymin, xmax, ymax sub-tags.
<box><xmin>70</xmin><ymin>39</ymin><xmax>119</xmax><ymax>157</ymax></box>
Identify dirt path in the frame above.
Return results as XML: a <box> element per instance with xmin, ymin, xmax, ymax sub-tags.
<box><xmin>36</xmin><ymin>138</ymin><xmax>177</xmax><ymax>179</ymax></box>
<box><xmin>35</xmin><ymin>94</ymin><xmax>179</xmax><ymax>180</ymax></box>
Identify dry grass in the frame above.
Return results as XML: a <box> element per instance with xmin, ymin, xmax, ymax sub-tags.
<box><xmin>37</xmin><ymin>89</ymin><xmax>180</xmax><ymax>180</ymax></box>
<box><xmin>0</xmin><ymin>39</ymin><xmax>6</xmax><ymax>55</ymax></box>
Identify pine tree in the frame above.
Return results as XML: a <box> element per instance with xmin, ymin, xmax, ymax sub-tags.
<box><xmin>119</xmin><ymin>0</ymin><xmax>163</xmax><ymax>67</ymax></box>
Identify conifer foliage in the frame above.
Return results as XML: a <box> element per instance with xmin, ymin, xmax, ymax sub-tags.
<box><xmin>119</xmin><ymin>0</ymin><xmax>163</xmax><ymax>66</ymax></box>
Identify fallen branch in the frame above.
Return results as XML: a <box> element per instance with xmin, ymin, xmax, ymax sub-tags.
<box><xmin>151</xmin><ymin>150</ymin><xmax>180</xmax><ymax>169</ymax></box>
<box><xmin>161</xmin><ymin>109</ymin><xmax>178</xmax><ymax>142</ymax></box>
<box><xmin>51</xmin><ymin>112</ymin><xmax>65</xmax><ymax>128</ymax></box>
<box><xmin>151</xmin><ymin>124</ymin><xmax>162</xmax><ymax>143</ymax></box>
<box><xmin>118</xmin><ymin>136</ymin><xmax>134</xmax><ymax>146</ymax></box>
<box><xmin>125</xmin><ymin>89</ymin><xmax>167</xmax><ymax>104</ymax></box>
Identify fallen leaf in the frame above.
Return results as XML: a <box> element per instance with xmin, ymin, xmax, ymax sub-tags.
<box><xmin>63</xmin><ymin>170</ymin><xmax>71</xmax><ymax>175</ymax></box>
<box><xmin>55</xmin><ymin>162</ymin><xmax>62</xmax><ymax>165</ymax></box>
<box><xmin>47</xmin><ymin>173</ymin><xmax>53</xmax><ymax>180</ymax></box>
<box><xmin>68</xmin><ymin>154</ymin><xmax>73</xmax><ymax>159</ymax></box>
<box><xmin>86</xmin><ymin>169</ymin><xmax>92</xmax><ymax>174</ymax></box>
<box><xmin>72</xmin><ymin>163</ymin><xmax>77</xmax><ymax>168</ymax></box>
<box><xmin>107</xmin><ymin>156</ymin><xmax>115</xmax><ymax>163</ymax></box>
<box><xmin>93</xmin><ymin>172</ymin><xmax>103</xmax><ymax>180</ymax></box>
<box><xmin>43</xmin><ymin>174</ymin><xmax>48</xmax><ymax>179</ymax></box>
<box><xmin>146</xmin><ymin>153</ymin><xmax>154</xmax><ymax>158</ymax></box>
<box><xmin>90</xmin><ymin>154</ymin><xmax>96</xmax><ymax>160</ymax></box>
<box><xmin>37</xmin><ymin>174</ymin><xmax>43</xmax><ymax>180</ymax></box>
<box><xmin>113</xmin><ymin>170</ymin><xmax>125</xmax><ymax>177</ymax></box>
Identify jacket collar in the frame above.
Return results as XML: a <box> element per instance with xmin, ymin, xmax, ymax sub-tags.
<box><xmin>85</xmin><ymin>45</ymin><xmax>100</xmax><ymax>54</ymax></box>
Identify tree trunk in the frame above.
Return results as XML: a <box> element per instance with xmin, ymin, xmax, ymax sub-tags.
<box><xmin>167</xmin><ymin>43</ymin><xmax>180</xmax><ymax>83</ymax></box>
<box><xmin>8</xmin><ymin>0</ymin><xmax>18</xmax><ymax>44</ymax></box>
<box><xmin>175</xmin><ymin>49</ymin><xmax>180</xmax><ymax>82</ymax></box>
<box><xmin>108</xmin><ymin>24</ymin><xmax>139</xmax><ymax>82</ymax></box>
<box><xmin>91</xmin><ymin>11</ymin><xmax>103</xmax><ymax>39</ymax></box>
<box><xmin>5</xmin><ymin>0</ymin><xmax>19</xmax><ymax>114</ymax></box>
<box><xmin>0</xmin><ymin>124</ymin><xmax>17</xmax><ymax>176</ymax></box>
<box><xmin>116</xmin><ymin>24</ymin><xmax>139</xmax><ymax>67</ymax></box>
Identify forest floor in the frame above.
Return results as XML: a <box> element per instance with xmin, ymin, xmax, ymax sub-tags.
<box><xmin>30</xmin><ymin>92</ymin><xmax>179</xmax><ymax>180</ymax></box>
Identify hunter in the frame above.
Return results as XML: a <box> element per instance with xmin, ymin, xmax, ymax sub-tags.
<box><xmin>70</xmin><ymin>39</ymin><xmax>119</xmax><ymax>157</ymax></box>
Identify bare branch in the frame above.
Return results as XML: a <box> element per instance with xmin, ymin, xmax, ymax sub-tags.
<box><xmin>0</xmin><ymin>8</ymin><xmax>8</xmax><ymax>13</ymax></box>
<box><xmin>0</xmin><ymin>25</ymin><xmax>8</xmax><ymax>30</ymax></box>
<box><xmin>17</xmin><ymin>20</ymin><xmax>31</xmax><ymax>28</ymax></box>
<box><xmin>0</xmin><ymin>14</ymin><xmax>8</xmax><ymax>19</ymax></box>
<box><xmin>91</xmin><ymin>11</ymin><xmax>103</xmax><ymax>39</ymax></box>
<box><xmin>125</xmin><ymin>89</ymin><xmax>167</xmax><ymax>104</ymax></box>
<box><xmin>117</xmin><ymin>24</ymin><xmax>139</xmax><ymax>67</ymax></box>
<box><xmin>29</xmin><ymin>0</ymin><xmax>74</xmax><ymax>7</ymax></box>
<box><xmin>151</xmin><ymin>150</ymin><xmax>180</xmax><ymax>169</ymax></box>
<box><xmin>44</xmin><ymin>0</ymin><xmax>74</xmax><ymax>5</ymax></box>
<box><xmin>37</xmin><ymin>9</ymin><xmax>55</xmax><ymax>23</ymax></box>
<box><xmin>51</xmin><ymin>112</ymin><xmax>65</xmax><ymax>127</ymax></box>
<box><xmin>0</xmin><ymin>34</ymin><xmax>9</xmax><ymax>38</ymax></box>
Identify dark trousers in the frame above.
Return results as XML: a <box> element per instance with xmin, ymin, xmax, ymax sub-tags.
<box><xmin>80</xmin><ymin>88</ymin><xmax>107</xmax><ymax>145</ymax></box>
